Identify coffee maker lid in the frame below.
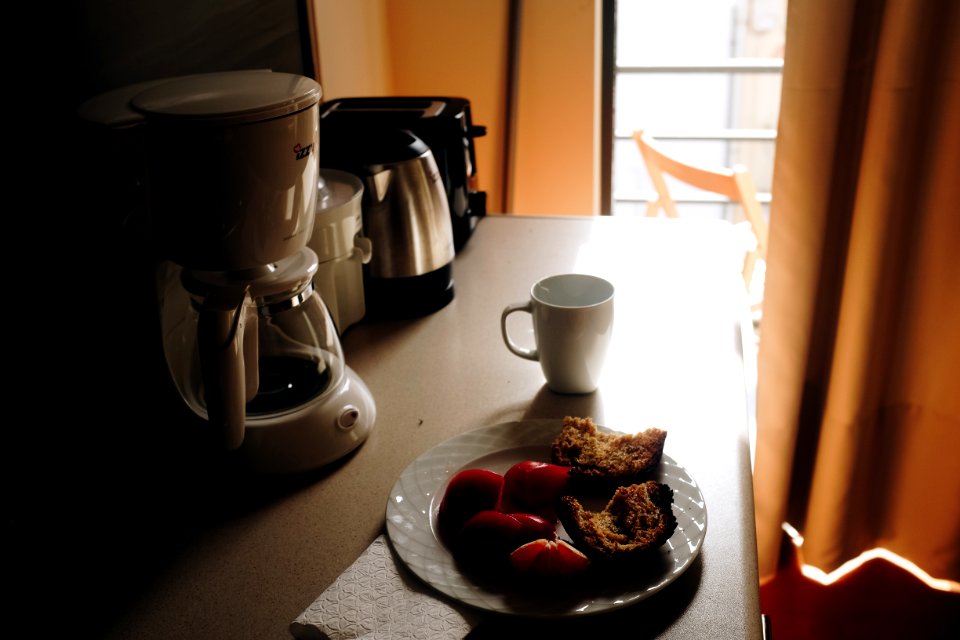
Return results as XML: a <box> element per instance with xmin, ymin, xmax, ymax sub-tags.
<box><xmin>131</xmin><ymin>70</ymin><xmax>321</xmax><ymax>125</ymax></box>
<box><xmin>78</xmin><ymin>77</ymin><xmax>183</xmax><ymax>128</ymax></box>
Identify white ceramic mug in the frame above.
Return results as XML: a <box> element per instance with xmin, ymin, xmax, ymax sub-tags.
<box><xmin>501</xmin><ymin>273</ymin><xmax>614</xmax><ymax>394</ymax></box>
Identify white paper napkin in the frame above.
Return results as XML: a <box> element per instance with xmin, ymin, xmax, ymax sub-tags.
<box><xmin>290</xmin><ymin>534</ymin><xmax>481</xmax><ymax>640</ymax></box>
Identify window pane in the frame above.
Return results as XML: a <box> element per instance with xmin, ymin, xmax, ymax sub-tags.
<box><xmin>616</xmin><ymin>0</ymin><xmax>740</xmax><ymax>64</ymax></box>
<box><xmin>615</xmin><ymin>74</ymin><xmax>732</xmax><ymax>133</ymax></box>
<box><xmin>616</xmin><ymin>0</ymin><xmax>785</xmax><ymax>64</ymax></box>
<box><xmin>615</xmin><ymin>72</ymin><xmax>782</xmax><ymax>135</ymax></box>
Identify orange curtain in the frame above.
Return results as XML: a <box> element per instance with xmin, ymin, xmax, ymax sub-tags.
<box><xmin>754</xmin><ymin>0</ymin><xmax>960</xmax><ymax>584</ymax></box>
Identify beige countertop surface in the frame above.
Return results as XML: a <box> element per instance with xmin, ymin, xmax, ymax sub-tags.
<box><xmin>24</xmin><ymin>214</ymin><xmax>761</xmax><ymax>639</ymax></box>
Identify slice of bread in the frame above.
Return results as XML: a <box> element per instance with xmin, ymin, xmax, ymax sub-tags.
<box><xmin>551</xmin><ymin>416</ymin><xmax>666</xmax><ymax>483</ymax></box>
<box><xmin>557</xmin><ymin>481</ymin><xmax>677</xmax><ymax>562</ymax></box>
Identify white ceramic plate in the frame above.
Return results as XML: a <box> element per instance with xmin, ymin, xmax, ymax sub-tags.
<box><xmin>384</xmin><ymin>419</ymin><xmax>707</xmax><ymax>617</ymax></box>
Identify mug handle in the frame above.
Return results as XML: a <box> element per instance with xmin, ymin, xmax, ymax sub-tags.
<box><xmin>501</xmin><ymin>301</ymin><xmax>538</xmax><ymax>361</ymax></box>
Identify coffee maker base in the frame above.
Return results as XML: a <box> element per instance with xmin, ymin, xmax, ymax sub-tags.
<box><xmin>236</xmin><ymin>366</ymin><xmax>376</xmax><ymax>474</ymax></box>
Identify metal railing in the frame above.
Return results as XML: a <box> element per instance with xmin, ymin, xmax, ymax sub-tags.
<box><xmin>614</xmin><ymin>129</ymin><xmax>777</xmax><ymax>141</ymax></box>
<box><xmin>616</xmin><ymin>58</ymin><xmax>783</xmax><ymax>74</ymax></box>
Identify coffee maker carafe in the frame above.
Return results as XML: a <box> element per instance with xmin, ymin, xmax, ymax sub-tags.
<box><xmin>133</xmin><ymin>71</ymin><xmax>376</xmax><ymax>473</ymax></box>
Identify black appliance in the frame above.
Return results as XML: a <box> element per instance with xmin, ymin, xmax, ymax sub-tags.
<box><xmin>318</xmin><ymin>96</ymin><xmax>487</xmax><ymax>252</ymax></box>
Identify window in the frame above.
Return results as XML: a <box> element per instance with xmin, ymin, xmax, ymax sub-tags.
<box><xmin>606</xmin><ymin>0</ymin><xmax>786</xmax><ymax>223</ymax></box>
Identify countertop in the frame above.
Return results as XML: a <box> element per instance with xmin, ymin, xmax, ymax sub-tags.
<box><xmin>21</xmin><ymin>214</ymin><xmax>761</xmax><ymax>639</ymax></box>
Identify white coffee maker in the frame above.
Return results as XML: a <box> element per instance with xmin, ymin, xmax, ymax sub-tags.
<box><xmin>131</xmin><ymin>71</ymin><xmax>376</xmax><ymax>473</ymax></box>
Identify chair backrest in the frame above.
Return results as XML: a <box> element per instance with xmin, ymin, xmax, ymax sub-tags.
<box><xmin>632</xmin><ymin>129</ymin><xmax>770</xmax><ymax>290</ymax></box>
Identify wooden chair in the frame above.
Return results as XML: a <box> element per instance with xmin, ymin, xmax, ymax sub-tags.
<box><xmin>632</xmin><ymin>129</ymin><xmax>769</xmax><ymax>296</ymax></box>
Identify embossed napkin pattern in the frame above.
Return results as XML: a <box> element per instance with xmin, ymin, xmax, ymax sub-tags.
<box><xmin>290</xmin><ymin>534</ymin><xmax>479</xmax><ymax>640</ymax></box>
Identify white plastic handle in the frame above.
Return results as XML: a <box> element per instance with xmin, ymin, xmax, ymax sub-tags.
<box><xmin>501</xmin><ymin>300</ymin><xmax>538</xmax><ymax>361</ymax></box>
<box><xmin>354</xmin><ymin>236</ymin><xmax>373</xmax><ymax>264</ymax></box>
<box><xmin>197</xmin><ymin>287</ymin><xmax>253</xmax><ymax>451</ymax></box>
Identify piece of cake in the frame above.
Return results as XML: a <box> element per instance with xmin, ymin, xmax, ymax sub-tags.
<box><xmin>557</xmin><ymin>481</ymin><xmax>677</xmax><ymax>562</ymax></box>
<box><xmin>551</xmin><ymin>416</ymin><xmax>666</xmax><ymax>483</ymax></box>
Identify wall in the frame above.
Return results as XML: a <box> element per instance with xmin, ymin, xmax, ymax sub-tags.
<box><xmin>312</xmin><ymin>0</ymin><xmax>600</xmax><ymax>215</ymax></box>
<box><xmin>510</xmin><ymin>0</ymin><xmax>600</xmax><ymax>215</ymax></box>
<box><xmin>382</xmin><ymin>0</ymin><xmax>512</xmax><ymax>215</ymax></box>
<box><xmin>73</xmin><ymin>0</ymin><xmax>313</xmax><ymax>105</ymax></box>
<box><xmin>312</xmin><ymin>0</ymin><xmax>392</xmax><ymax>98</ymax></box>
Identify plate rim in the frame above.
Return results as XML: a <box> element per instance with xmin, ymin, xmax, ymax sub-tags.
<box><xmin>384</xmin><ymin>418</ymin><xmax>707</xmax><ymax>617</ymax></box>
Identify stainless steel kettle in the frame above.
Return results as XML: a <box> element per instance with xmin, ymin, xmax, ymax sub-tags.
<box><xmin>351</xmin><ymin>129</ymin><xmax>456</xmax><ymax>317</ymax></box>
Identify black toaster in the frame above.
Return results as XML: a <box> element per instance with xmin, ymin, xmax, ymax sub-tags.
<box><xmin>318</xmin><ymin>96</ymin><xmax>487</xmax><ymax>252</ymax></box>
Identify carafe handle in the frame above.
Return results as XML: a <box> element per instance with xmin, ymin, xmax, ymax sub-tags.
<box><xmin>198</xmin><ymin>288</ymin><xmax>251</xmax><ymax>450</ymax></box>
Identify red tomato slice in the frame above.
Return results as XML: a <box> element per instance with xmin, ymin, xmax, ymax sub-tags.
<box><xmin>510</xmin><ymin>512</ymin><xmax>557</xmax><ymax>541</ymax></box>
<box><xmin>455</xmin><ymin>510</ymin><xmax>524</xmax><ymax>566</ymax></box>
<box><xmin>455</xmin><ymin>510</ymin><xmax>560</xmax><ymax>567</ymax></box>
<box><xmin>437</xmin><ymin>469</ymin><xmax>504</xmax><ymax>546</ymax></box>
<box><xmin>500</xmin><ymin>460</ymin><xmax>571</xmax><ymax>519</ymax></box>
<box><xmin>509</xmin><ymin>539</ymin><xmax>591</xmax><ymax>577</ymax></box>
